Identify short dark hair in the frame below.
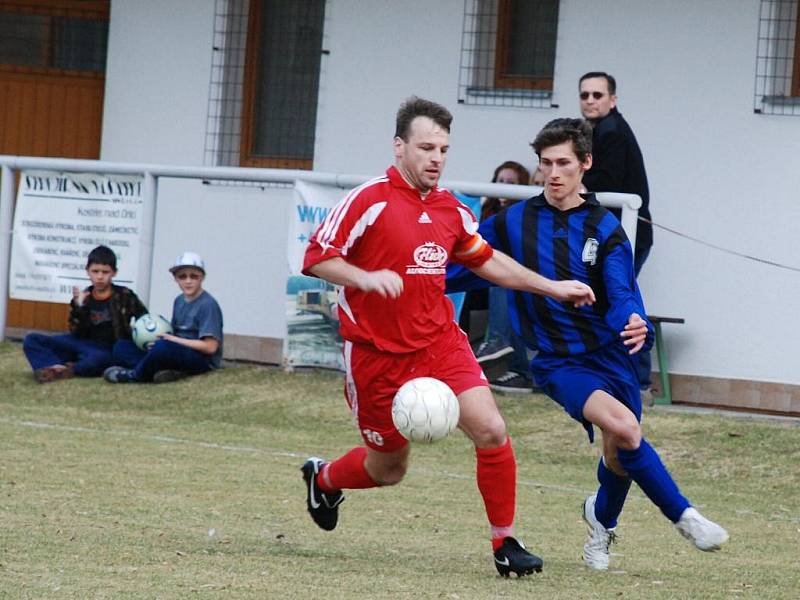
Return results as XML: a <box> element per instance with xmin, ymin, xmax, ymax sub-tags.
<box><xmin>86</xmin><ymin>245</ymin><xmax>117</xmax><ymax>270</ymax></box>
<box><xmin>531</xmin><ymin>118</ymin><xmax>593</xmax><ymax>163</ymax></box>
<box><xmin>394</xmin><ymin>96</ymin><xmax>452</xmax><ymax>141</ymax></box>
<box><xmin>579</xmin><ymin>71</ymin><xmax>616</xmax><ymax>96</ymax></box>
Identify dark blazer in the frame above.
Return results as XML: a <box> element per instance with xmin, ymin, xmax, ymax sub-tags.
<box><xmin>582</xmin><ymin>107</ymin><xmax>652</xmax><ymax>251</ymax></box>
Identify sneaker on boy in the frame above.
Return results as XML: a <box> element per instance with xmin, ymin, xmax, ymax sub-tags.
<box><xmin>489</xmin><ymin>371</ymin><xmax>533</xmax><ymax>394</ymax></box>
<box><xmin>33</xmin><ymin>363</ymin><xmax>75</xmax><ymax>383</ymax></box>
<box><xmin>153</xmin><ymin>369</ymin><xmax>190</xmax><ymax>384</ymax></box>
<box><xmin>474</xmin><ymin>339</ymin><xmax>514</xmax><ymax>366</ymax></box>
<box><xmin>103</xmin><ymin>366</ymin><xmax>137</xmax><ymax>383</ymax></box>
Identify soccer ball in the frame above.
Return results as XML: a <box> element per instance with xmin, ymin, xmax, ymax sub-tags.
<box><xmin>392</xmin><ymin>377</ymin><xmax>460</xmax><ymax>443</ymax></box>
<box><xmin>131</xmin><ymin>314</ymin><xmax>172</xmax><ymax>350</ymax></box>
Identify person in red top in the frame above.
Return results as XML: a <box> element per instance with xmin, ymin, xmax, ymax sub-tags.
<box><xmin>301</xmin><ymin>96</ymin><xmax>595</xmax><ymax>577</ymax></box>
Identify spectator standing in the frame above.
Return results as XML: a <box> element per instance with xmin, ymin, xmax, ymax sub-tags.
<box><xmin>579</xmin><ymin>71</ymin><xmax>653</xmax><ymax>394</ymax></box>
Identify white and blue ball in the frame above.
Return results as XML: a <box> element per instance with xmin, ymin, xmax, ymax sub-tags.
<box><xmin>392</xmin><ymin>377</ymin><xmax>460</xmax><ymax>443</ymax></box>
<box><xmin>131</xmin><ymin>314</ymin><xmax>172</xmax><ymax>350</ymax></box>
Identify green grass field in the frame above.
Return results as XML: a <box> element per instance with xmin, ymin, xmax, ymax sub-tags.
<box><xmin>1</xmin><ymin>340</ymin><xmax>798</xmax><ymax>599</ymax></box>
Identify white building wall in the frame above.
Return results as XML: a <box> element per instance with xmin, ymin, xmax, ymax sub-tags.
<box><xmin>102</xmin><ymin>0</ymin><xmax>289</xmax><ymax>340</ymax></box>
<box><xmin>103</xmin><ymin>0</ymin><xmax>214</xmax><ymax>165</ymax></box>
<box><xmin>101</xmin><ymin>0</ymin><xmax>800</xmax><ymax>384</ymax></box>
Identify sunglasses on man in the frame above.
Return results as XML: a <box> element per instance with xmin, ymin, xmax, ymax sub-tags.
<box><xmin>580</xmin><ymin>91</ymin><xmax>606</xmax><ymax>100</ymax></box>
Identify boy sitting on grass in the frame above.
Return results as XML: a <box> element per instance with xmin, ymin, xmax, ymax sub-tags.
<box><xmin>103</xmin><ymin>251</ymin><xmax>223</xmax><ymax>384</ymax></box>
<box><xmin>23</xmin><ymin>245</ymin><xmax>148</xmax><ymax>383</ymax></box>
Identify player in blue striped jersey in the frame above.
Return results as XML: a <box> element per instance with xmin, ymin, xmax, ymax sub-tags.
<box><xmin>447</xmin><ymin>118</ymin><xmax>728</xmax><ymax>570</ymax></box>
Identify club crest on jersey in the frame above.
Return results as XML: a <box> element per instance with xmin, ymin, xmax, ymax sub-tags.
<box><xmin>582</xmin><ymin>238</ymin><xmax>599</xmax><ymax>266</ymax></box>
<box><xmin>407</xmin><ymin>242</ymin><xmax>448</xmax><ymax>275</ymax></box>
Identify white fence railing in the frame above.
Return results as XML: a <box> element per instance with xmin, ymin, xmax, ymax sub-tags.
<box><xmin>0</xmin><ymin>155</ymin><xmax>641</xmax><ymax>343</ymax></box>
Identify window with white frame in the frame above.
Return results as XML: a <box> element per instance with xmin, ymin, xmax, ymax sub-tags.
<box><xmin>458</xmin><ymin>0</ymin><xmax>560</xmax><ymax>108</ymax></box>
<box><xmin>754</xmin><ymin>0</ymin><xmax>800</xmax><ymax>115</ymax></box>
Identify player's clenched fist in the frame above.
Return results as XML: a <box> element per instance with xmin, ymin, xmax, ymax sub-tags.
<box><xmin>358</xmin><ymin>269</ymin><xmax>403</xmax><ymax>298</ymax></box>
<box><xmin>550</xmin><ymin>280</ymin><xmax>595</xmax><ymax>307</ymax></box>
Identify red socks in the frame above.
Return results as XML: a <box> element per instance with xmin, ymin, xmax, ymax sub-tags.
<box><xmin>318</xmin><ymin>439</ymin><xmax>517</xmax><ymax>552</ymax></box>
<box><xmin>476</xmin><ymin>437</ymin><xmax>517</xmax><ymax>550</ymax></box>
<box><xmin>318</xmin><ymin>447</ymin><xmax>378</xmax><ymax>492</ymax></box>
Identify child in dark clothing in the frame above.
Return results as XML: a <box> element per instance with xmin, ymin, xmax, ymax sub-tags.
<box><xmin>22</xmin><ymin>245</ymin><xmax>147</xmax><ymax>383</ymax></box>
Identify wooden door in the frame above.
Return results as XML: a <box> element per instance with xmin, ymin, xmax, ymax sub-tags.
<box><xmin>0</xmin><ymin>0</ymin><xmax>108</xmax><ymax>333</ymax></box>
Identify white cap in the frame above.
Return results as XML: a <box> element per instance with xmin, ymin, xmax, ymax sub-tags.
<box><xmin>169</xmin><ymin>251</ymin><xmax>205</xmax><ymax>274</ymax></box>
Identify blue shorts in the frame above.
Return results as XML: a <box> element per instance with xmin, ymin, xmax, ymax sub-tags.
<box><xmin>530</xmin><ymin>343</ymin><xmax>642</xmax><ymax>443</ymax></box>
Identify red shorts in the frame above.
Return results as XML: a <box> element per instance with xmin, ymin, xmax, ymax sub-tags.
<box><xmin>343</xmin><ymin>322</ymin><xmax>487</xmax><ymax>452</ymax></box>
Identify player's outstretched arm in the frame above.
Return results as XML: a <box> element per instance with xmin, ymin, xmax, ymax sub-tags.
<box><xmin>308</xmin><ymin>257</ymin><xmax>403</xmax><ymax>298</ymax></box>
<box><xmin>620</xmin><ymin>312</ymin><xmax>648</xmax><ymax>355</ymax></box>
<box><xmin>471</xmin><ymin>250</ymin><xmax>595</xmax><ymax>307</ymax></box>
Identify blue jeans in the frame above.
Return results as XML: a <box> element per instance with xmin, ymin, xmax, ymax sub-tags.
<box><xmin>112</xmin><ymin>338</ymin><xmax>212</xmax><ymax>382</ymax></box>
<box><xmin>486</xmin><ymin>286</ymin><xmax>530</xmax><ymax>376</ymax></box>
<box><xmin>23</xmin><ymin>333</ymin><xmax>113</xmax><ymax>377</ymax></box>
<box><xmin>634</xmin><ymin>245</ymin><xmax>652</xmax><ymax>389</ymax></box>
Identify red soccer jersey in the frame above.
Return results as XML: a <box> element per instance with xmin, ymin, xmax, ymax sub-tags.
<box><xmin>302</xmin><ymin>166</ymin><xmax>493</xmax><ymax>353</ymax></box>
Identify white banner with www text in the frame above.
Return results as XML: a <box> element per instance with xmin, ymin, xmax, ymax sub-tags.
<box><xmin>285</xmin><ymin>180</ymin><xmax>345</xmax><ymax>370</ymax></box>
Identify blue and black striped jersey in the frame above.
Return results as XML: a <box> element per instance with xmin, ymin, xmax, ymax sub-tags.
<box><xmin>446</xmin><ymin>193</ymin><xmax>653</xmax><ymax>357</ymax></box>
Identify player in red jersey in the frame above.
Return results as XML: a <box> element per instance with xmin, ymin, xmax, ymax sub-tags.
<box><xmin>300</xmin><ymin>97</ymin><xmax>595</xmax><ymax>577</ymax></box>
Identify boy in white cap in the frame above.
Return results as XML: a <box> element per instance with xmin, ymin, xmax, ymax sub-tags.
<box><xmin>104</xmin><ymin>251</ymin><xmax>224</xmax><ymax>384</ymax></box>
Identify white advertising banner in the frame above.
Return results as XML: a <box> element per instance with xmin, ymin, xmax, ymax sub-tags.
<box><xmin>285</xmin><ymin>180</ymin><xmax>347</xmax><ymax>370</ymax></box>
<box><xmin>9</xmin><ymin>171</ymin><xmax>145</xmax><ymax>303</ymax></box>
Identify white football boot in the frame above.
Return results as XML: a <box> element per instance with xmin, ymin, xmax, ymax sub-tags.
<box><xmin>582</xmin><ymin>493</ymin><xmax>616</xmax><ymax>571</ymax></box>
<box><xmin>675</xmin><ymin>507</ymin><xmax>729</xmax><ymax>551</ymax></box>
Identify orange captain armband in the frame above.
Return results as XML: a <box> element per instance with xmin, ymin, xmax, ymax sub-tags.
<box><xmin>453</xmin><ymin>233</ymin><xmax>493</xmax><ymax>269</ymax></box>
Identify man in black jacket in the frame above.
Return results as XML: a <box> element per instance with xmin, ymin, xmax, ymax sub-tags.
<box><xmin>579</xmin><ymin>71</ymin><xmax>653</xmax><ymax>392</ymax></box>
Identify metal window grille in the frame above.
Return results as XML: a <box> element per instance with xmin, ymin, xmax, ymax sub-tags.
<box><xmin>248</xmin><ymin>0</ymin><xmax>324</xmax><ymax>164</ymax></box>
<box><xmin>204</xmin><ymin>0</ymin><xmax>325</xmax><ymax>171</ymax></box>
<box><xmin>458</xmin><ymin>0</ymin><xmax>559</xmax><ymax>108</ymax></box>
<box><xmin>204</xmin><ymin>0</ymin><xmax>248</xmax><ymax>167</ymax></box>
<box><xmin>754</xmin><ymin>0</ymin><xmax>800</xmax><ymax>115</ymax></box>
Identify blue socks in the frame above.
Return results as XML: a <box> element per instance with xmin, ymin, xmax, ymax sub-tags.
<box><xmin>594</xmin><ymin>457</ymin><xmax>631</xmax><ymax>529</ymax></box>
<box><xmin>616</xmin><ymin>438</ymin><xmax>690</xmax><ymax>523</ymax></box>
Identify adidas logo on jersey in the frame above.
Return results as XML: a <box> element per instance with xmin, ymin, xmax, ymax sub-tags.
<box><xmin>418</xmin><ymin>211</ymin><xmax>432</xmax><ymax>224</ymax></box>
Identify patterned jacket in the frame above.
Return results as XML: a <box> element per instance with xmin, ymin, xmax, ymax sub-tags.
<box><xmin>68</xmin><ymin>284</ymin><xmax>148</xmax><ymax>341</ymax></box>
